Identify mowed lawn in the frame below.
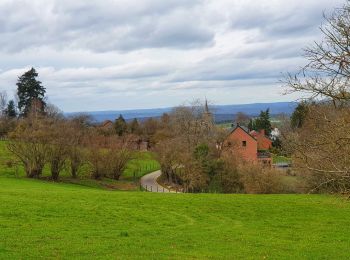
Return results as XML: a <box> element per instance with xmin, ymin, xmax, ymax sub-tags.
<box><xmin>1</xmin><ymin>177</ymin><xmax>350</xmax><ymax>259</ymax></box>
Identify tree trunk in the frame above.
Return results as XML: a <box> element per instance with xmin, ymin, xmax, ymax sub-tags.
<box><xmin>51</xmin><ymin>161</ymin><xmax>60</xmax><ymax>181</ymax></box>
<box><xmin>71</xmin><ymin>161</ymin><xmax>78</xmax><ymax>179</ymax></box>
<box><xmin>26</xmin><ymin>165</ymin><xmax>43</xmax><ymax>178</ymax></box>
<box><xmin>112</xmin><ymin>168</ymin><xmax>122</xmax><ymax>180</ymax></box>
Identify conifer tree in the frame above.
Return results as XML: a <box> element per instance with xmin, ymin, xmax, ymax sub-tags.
<box><xmin>254</xmin><ymin>109</ymin><xmax>272</xmax><ymax>136</ymax></box>
<box><xmin>129</xmin><ymin>118</ymin><xmax>140</xmax><ymax>134</ymax></box>
<box><xmin>16</xmin><ymin>68</ymin><xmax>46</xmax><ymax>116</ymax></box>
<box><xmin>5</xmin><ymin>100</ymin><xmax>17</xmax><ymax>118</ymax></box>
<box><xmin>114</xmin><ymin>114</ymin><xmax>127</xmax><ymax>136</ymax></box>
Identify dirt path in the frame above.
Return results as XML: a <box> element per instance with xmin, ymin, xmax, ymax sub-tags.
<box><xmin>140</xmin><ymin>170</ymin><xmax>174</xmax><ymax>193</ymax></box>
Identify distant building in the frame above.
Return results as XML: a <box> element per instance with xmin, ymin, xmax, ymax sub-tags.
<box><xmin>249</xmin><ymin>129</ymin><xmax>272</xmax><ymax>150</ymax></box>
<box><xmin>202</xmin><ymin>99</ymin><xmax>214</xmax><ymax>131</ymax></box>
<box><xmin>224</xmin><ymin>125</ymin><xmax>272</xmax><ymax>165</ymax></box>
<box><xmin>270</xmin><ymin>128</ymin><xmax>280</xmax><ymax>140</ymax></box>
<box><xmin>101</xmin><ymin>120</ymin><xmax>114</xmax><ymax>130</ymax></box>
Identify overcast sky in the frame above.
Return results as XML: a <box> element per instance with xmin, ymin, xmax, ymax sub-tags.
<box><xmin>0</xmin><ymin>0</ymin><xmax>345</xmax><ymax>112</ymax></box>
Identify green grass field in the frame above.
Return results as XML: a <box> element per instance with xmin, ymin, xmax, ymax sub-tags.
<box><xmin>1</xmin><ymin>177</ymin><xmax>350</xmax><ymax>259</ymax></box>
<box><xmin>1</xmin><ymin>141</ymin><xmax>350</xmax><ymax>259</ymax></box>
<box><xmin>272</xmin><ymin>155</ymin><xmax>292</xmax><ymax>164</ymax></box>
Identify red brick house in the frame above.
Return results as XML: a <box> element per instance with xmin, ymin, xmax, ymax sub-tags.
<box><xmin>249</xmin><ymin>129</ymin><xmax>272</xmax><ymax>150</ymax></box>
<box><xmin>224</xmin><ymin>125</ymin><xmax>272</xmax><ymax>165</ymax></box>
<box><xmin>225</xmin><ymin>125</ymin><xmax>258</xmax><ymax>162</ymax></box>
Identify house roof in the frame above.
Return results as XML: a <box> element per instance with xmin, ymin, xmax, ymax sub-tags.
<box><xmin>228</xmin><ymin>124</ymin><xmax>257</xmax><ymax>142</ymax></box>
<box><xmin>101</xmin><ymin>120</ymin><xmax>113</xmax><ymax>127</ymax></box>
<box><xmin>249</xmin><ymin>130</ymin><xmax>272</xmax><ymax>142</ymax></box>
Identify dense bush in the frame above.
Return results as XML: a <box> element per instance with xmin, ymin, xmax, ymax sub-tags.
<box><xmin>239</xmin><ymin>164</ymin><xmax>286</xmax><ymax>194</ymax></box>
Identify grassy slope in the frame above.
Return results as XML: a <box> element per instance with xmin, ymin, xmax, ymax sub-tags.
<box><xmin>122</xmin><ymin>152</ymin><xmax>160</xmax><ymax>181</ymax></box>
<box><xmin>1</xmin><ymin>177</ymin><xmax>350</xmax><ymax>259</ymax></box>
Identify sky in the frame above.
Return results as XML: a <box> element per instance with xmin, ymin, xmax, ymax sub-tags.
<box><xmin>0</xmin><ymin>0</ymin><xmax>345</xmax><ymax>112</ymax></box>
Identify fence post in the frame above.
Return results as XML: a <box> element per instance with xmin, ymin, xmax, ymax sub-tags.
<box><xmin>157</xmin><ymin>186</ymin><xmax>158</xmax><ymax>192</ymax></box>
<box><xmin>151</xmin><ymin>186</ymin><xmax>152</xmax><ymax>192</ymax></box>
<box><xmin>146</xmin><ymin>185</ymin><xmax>147</xmax><ymax>191</ymax></box>
<box><xmin>163</xmin><ymin>187</ymin><xmax>164</xmax><ymax>193</ymax></box>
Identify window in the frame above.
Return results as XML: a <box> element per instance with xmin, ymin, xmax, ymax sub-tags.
<box><xmin>242</xmin><ymin>141</ymin><xmax>247</xmax><ymax>147</ymax></box>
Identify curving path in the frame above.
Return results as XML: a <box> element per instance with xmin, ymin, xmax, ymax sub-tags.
<box><xmin>140</xmin><ymin>170</ymin><xmax>174</xmax><ymax>193</ymax></box>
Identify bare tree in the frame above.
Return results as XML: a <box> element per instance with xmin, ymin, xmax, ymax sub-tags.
<box><xmin>285</xmin><ymin>4</ymin><xmax>350</xmax><ymax>105</ymax></box>
<box><xmin>154</xmin><ymin>100</ymin><xmax>222</xmax><ymax>191</ymax></box>
<box><xmin>45</xmin><ymin>103</ymin><xmax>63</xmax><ymax>119</ymax></box>
<box><xmin>0</xmin><ymin>91</ymin><xmax>7</xmax><ymax>116</ymax></box>
<box><xmin>7</xmin><ymin>117</ymin><xmax>49</xmax><ymax>178</ymax></box>
<box><xmin>46</xmin><ymin>119</ymin><xmax>70</xmax><ymax>181</ymax></box>
<box><xmin>285</xmin><ymin>104</ymin><xmax>350</xmax><ymax>193</ymax></box>
<box><xmin>86</xmin><ymin>134</ymin><xmax>133</xmax><ymax>180</ymax></box>
<box><xmin>108</xmin><ymin>147</ymin><xmax>133</xmax><ymax>180</ymax></box>
<box><xmin>234</xmin><ymin>112</ymin><xmax>250</xmax><ymax>127</ymax></box>
<box><xmin>66</xmin><ymin>117</ymin><xmax>90</xmax><ymax>178</ymax></box>
<box><xmin>283</xmin><ymin>3</ymin><xmax>350</xmax><ymax>193</ymax></box>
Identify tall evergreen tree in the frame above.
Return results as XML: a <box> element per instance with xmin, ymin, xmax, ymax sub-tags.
<box><xmin>16</xmin><ymin>68</ymin><xmax>46</xmax><ymax>116</ymax></box>
<box><xmin>5</xmin><ymin>100</ymin><xmax>17</xmax><ymax>118</ymax></box>
<box><xmin>254</xmin><ymin>109</ymin><xmax>272</xmax><ymax>136</ymax></box>
<box><xmin>114</xmin><ymin>114</ymin><xmax>127</xmax><ymax>136</ymax></box>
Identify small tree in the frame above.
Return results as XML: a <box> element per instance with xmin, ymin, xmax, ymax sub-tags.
<box><xmin>86</xmin><ymin>134</ymin><xmax>133</xmax><ymax>180</ymax></box>
<box><xmin>235</xmin><ymin>112</ymin><xmax>250</xmax><ymax>127</ymax></box>
<box><xmin>5</xmin><ymin>100</ymin><xmax>17</xmax><ymax>118</ymax></box>
<box><xmin>17</xmin><ymin>68</ymin><xmax>46</xmax><ymax>116</ymax></box>
<box><xmin>128</xmin><ymin>118</ymin><xmax>140</xmax><ymax>134</ymax></box>
<box><xmin>219</xmin><ymin>153</ymin><xmax>243</xmax><ymax>193</ymax></box>
<box><xmin>66</xmin><ymin>118</ymin><xmax>87</xmax><ymax>178</ymax></box>
<box><xmin>108</xmin><ymin>148</ymin><xmax>133</xmax><ymax>180</ymax></box>
<box><xmin>142</xmin><ymin>117</ymin><xmax>159</xmax><ymax>145</ymax></box>
<box><xmin>114</xmin><ymin>114</ymin><xmax>127</xmax><ymax>136</ymax></box>
<box><xmin>7</xmin><ymin>117</ymin><xmax>49</xmax><ymax>178</ymax></box>
<box><xmin>46</xmin><ymin>120</ymin><xmax>70</xmax><ymax>181</ymax></box>
<box><xmin>290</xmin><ymin>102</ymin><xmax>309</xmax><ymax>129</ymax></box>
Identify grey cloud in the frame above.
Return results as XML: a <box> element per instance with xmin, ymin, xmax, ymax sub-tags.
<box><xmin>230</xmin><ymin>0</ymin><xmax>344</xmax><ymax>40</ymax></box>
<box><xmin>0</xmin><ymin>0</ymin><xmax>345</xmax><ymax>111</ymax></box>
<box><xmin>0</xmin><ymin>0</ymin><xmax>213</xmax><ymax>53</ymax></box>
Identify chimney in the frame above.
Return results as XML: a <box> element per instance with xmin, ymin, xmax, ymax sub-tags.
<box><xmin>260</xmin><ymin>129</ymin><xmax>265</xmax><ymax>136</ymax></box>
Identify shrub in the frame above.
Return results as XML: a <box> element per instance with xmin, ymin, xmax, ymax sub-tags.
<box><xmin>239</xmin><ymin>164</ymin><xmax>286</xmax><ymax>194</ymax></box>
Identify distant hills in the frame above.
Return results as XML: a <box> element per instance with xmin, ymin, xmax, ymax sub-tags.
<box><xmin>66</xmin><ymin>102</ymin><xmax>297</xmax><ymax>123</ymax></box>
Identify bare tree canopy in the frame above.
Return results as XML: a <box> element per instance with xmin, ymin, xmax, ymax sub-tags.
<box><xmin>285</xmin><ymin>3</ymin><xmax>350</xmax><ymax>105</ymax></box>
